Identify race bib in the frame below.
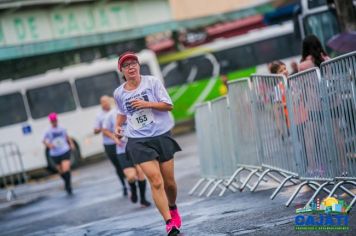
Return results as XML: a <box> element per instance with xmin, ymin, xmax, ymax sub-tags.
<box><xmin>130</xmin><ymin>109</ymin><xmax>154</xmax><ymax>130</ymax></box>
<box><xmin>53</xmin><ymin>137</ymin><xmax>66</xmax><ymax>148</ymax></box>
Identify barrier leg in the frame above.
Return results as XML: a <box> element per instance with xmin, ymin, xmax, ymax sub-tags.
<box><xmin>251</xmin><ymin>169</ymin><xmax>271</xmax><ymax>192</ymax></box>
<box><xmin>305</xmin><ymin>181</ymin><xmax>334</xmax><ymax>207</ymax></box>
<box><xmin>326</xmin><ymin>181</ymin><xmax>356</xmax><ymax>213</ymax></box>
<box><xmin>279</xmin><ymin>172</ymin><xmax>299</xmax><ymax>185</ymax></box>
<box><xmin>231</xmin><ymin>182</ymin><xmax>241</xmax><ymax>190</ymax></box>
<box><xmin>198</xmin><ymin>179</ymin><xmax>214</xmax><ymax>197</ymax></box>
<box><xmin>219</xmin><ymin>167</ymin><xmax>244</xmax><ymax>196</ymax></box>
<box><xmin>339</xmin><ymin>186</ymin><xmax>356</xmax><ymax>197</ymax></box>
<box><xmin>265</xmin><ymin>172</ymin><xmax>284</xmax><ymax>184</ymax></box>
<box><xmin>233</xmin><ymin>179</ymin><xmax>253</xmax><ymax>190</ymax></box>
<box><xmin>327</xmin><ymin>181</ymin><xmax>346</xmax><ymax>197</ymax></box>
<box><xmin>189</xmin><ymin>178</ymin><xmax>206</xmax><ymax>195</ymax></box>
<box><xmin>223</xmin><ymin>183</ymin><xmax>238</xmax><ymax>193</ymax></box>
<box><xmin>223</xmin><ymin>184</ymin><xmax>238</xmax><ymax>193</ymax></box>
<box><xmin>244</xmin><ymin>183</ymin><xmax>254</xmax><ymax>191</ymax></box>
<box><xmin>328</xmin><ymin>181</ymin><xmax>356</xmax><ymax>198</ymax></box>
<box><xmin>206</xmin><ymin>179</ymin><xmax>224</xmax><ymax>197</ymax></box>
<box><xmin>285</xmin><ymin>181</ymin><xmax>320</xmax><ymax>207</ymax></box>
<box><xmin>346</xmin><ymin>195</ymin><xmax>356</xmax><ymax>213</ymax></box>
<box><xmin>270</xmin><ymin>175</ymin><xmax>295</xmax><ymax>200</ymax></box>
<box><xmin>240</xmin><ymin>169</ymin><xmax>259</xmax><ymax>191</ymax></box>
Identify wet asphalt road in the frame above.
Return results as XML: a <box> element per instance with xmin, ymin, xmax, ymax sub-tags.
<box><xmin>0</xmin><ymin>132</ymin><xmax>355</xmax><ymax>236</ymax></box>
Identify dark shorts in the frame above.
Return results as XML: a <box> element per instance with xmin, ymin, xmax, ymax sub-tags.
<box><xmin>51</xmin><ymin>151</ymin><xmax>71</xmax><ymax>165</ymax></box>
<box><xmin>104</xmin><ymin>144</ymin><xmax>116</xmax><ymax>159</ymax></box>
<box><xmin>126</xmin><ymin>131</ymin><xmax>181</xmax><ymax>165</ymax></box>
<box><xmin>117</xmin><ymin>153</ymin><xmax>134</xmax><ymax>169</ymax></box>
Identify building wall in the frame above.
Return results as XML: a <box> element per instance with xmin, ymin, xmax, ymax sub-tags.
<box><xmin>169</xmin><ymin>0</ymin><xmax>271</xmax><ymax>20</ymax></box>
<box><xmin>0</xmin><ymin>0</ymin><xmax>172</xmax><ymax>48</ymax></box>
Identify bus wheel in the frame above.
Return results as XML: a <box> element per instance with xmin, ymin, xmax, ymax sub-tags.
<box><xmin>45</xmin><ymin>141</ymin><xmax>82</xmax><ymax>173</ymax></box>
<box><xmin>45</xmin><ymin>149</ymin><xmax>57</xmax><ymax>173</ymax></box>
<box><xmin>70</xmin><ymin>141</ymin><xmax>81</xmax><ymax>169</ymax></box>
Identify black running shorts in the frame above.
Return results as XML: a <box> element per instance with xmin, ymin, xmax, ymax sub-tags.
<box><xmin>117</xmin><ymin>153</ymin><xmax>134</xmax><ymax>169</ymax></box>
<box><xmin>51</xmin><ymin>150</ymin><xmax>71</xmax><ymax>165</ymax></box>
<box><xmin>126</xmin><ymin>131</ymin><xmax>181</xmax><ymax>165</ymax></box>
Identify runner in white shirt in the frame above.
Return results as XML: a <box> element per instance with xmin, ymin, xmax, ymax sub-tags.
<box><xmin>102</xmin><ymin>109</ymin><xmax>151</xmax><ymax>207</ymax></box>
<box><xmin>43</xmin><ymin>112</ymin><xmax>75</xmax><ymax>195</ymax></box>
<box><xmin>94</xmin><ymin>96</ymin><xmax>127</xmax><ymax>196</ymax></box>
<box><xmin>114</xmin><ymin>52</ymin><xmax>182</xmax><ymax>236</ymax></box>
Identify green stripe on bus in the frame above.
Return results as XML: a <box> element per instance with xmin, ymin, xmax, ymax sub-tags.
<box><xmin>168</xmin><ymin>66</ymin><xmax>256</xmax><ymax>122</ymax></box>
<box><xmin>169</xmin><ymin>79</ymin><xmax>210</xmax><ymax>121</ymax></box>
<box><xmin>167</xmin><ymin>86</ymin><xmax>180</xmax><ymax>96</ymax></box>
<box><xmin>227</xmin><ymin>67</ymin><xmax>256</xmax><ymax>80</ymax></box>
<box><xmin>158</xmin><ymin>47</ymin><xmax>212</xmax><ymax>64</ymax></box>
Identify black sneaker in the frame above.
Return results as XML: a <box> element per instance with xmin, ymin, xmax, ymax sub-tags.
<box><xmin>66</xmin><ymin>187</ymin><xmax>73</xmax><ymax>196</ymax></box>
<box><xmin>140</xmin><ymin>199</ymin><xmax>151</xmax><ymax>208</ymax></box>
<box><xmin>130</xmin><ymin>191</ymin><xmax>138</xmax><ymax>203</ymax></box>
<box><xmin>123</xmin><ymin>187</ymin><xmax>128</xmax><ymax>197</ymax></box>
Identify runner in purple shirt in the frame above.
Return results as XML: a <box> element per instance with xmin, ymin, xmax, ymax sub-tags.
<box><xmin>94</xmin><ymin>96</ymin><xmax>127</xmax><ymax>196</ymax></box>
<box><xmin>102</xmin><ymin>109</ymin><xmax>151</xmax><ymax>207</ymax></box>
<box><xmin>43</xmin><ymin>112</ymin><xmax>75</xmax><ymax>195</ymax></box>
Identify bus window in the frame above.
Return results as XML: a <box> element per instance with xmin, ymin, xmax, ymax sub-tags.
<box><xmin>214</xmin><ymin>44</ymin><xmax>256</xmax><ymax>72</ymax></box>
<box><xmin>75</xmin><ymin>71</ymin><xmax>120</xmax><ymax>108</ymax></box>
<box><xmin>187</xmin><ymin>56</ymin><xmax>214</xmax><ymax>81</ymax></box>
<box><xmin>140</xmin><ymin>64</ymin><xmax>151</xmax><ymax>75</ymax></box>
<box><xmin>252</xmin><ymin>34</ymin><xmax>300</xmax><ymax>64</ymax></box>
<box><xmin>303</xmin><ymin>11</ymin><xmax>339</xmax><ymax>51</ymax></box>
<box><xmin>0</xmin><ymin>92</ymin><xmax>27</xmax><ymax>127</ymax></box>
<box><xmin>162</xmin><ymin>55</ymin><xmax>214</xmax><ymax>88</ymax></box>
<box><xmin>161</xmin><ymin>62</ymin><xmax>187</xmax><ymax>88</ymax></box>
<box><xmin>307</xmin><ymin>0</ymin><xmax>328</xmax><ymax>9</ymax></box>
<box><xmin>26</xmin><ymin>82</ymin><xmax>76</xmax><ymax>119</ymax></box>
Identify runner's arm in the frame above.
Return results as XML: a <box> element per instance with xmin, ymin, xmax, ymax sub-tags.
<box><xmin>131</xmin><ymin>100</ymin><xmax>172</xmax><ymax>111</ymax></box>
<box><xmin>115</xmin><ymin>114</ymin><xmax>127</xmax><ymax>139</ymax></box>
<box><xmin>43</xmin><ymin>140</ymin><xmax>55</xmax><ymax>149</ymax></box>
<box><xmin>103</xmin><ymin>128</ymin><xmax>122</xmax><ymax>145</ymax></box>
<box><xmin>67</xmin><ymin>136</ymin><xmax>75</xmax><ymax>150</ymax></box>
<box><xmin>93</xmin><ymin>114</ymin><xmax>102</xmax><ymax>134</ymax></box>
<box><xmin>103</xmin><ymin>128</ymin><xmax>116</xmax><ymax>140</ymax></box>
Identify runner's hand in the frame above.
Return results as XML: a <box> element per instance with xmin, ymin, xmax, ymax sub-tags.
<box><xmin>113</xmin><ymin>137</ymin><xmax>122</xmax><ymax>146</ymax></box>
<box><xmin>115</xmin><ymin>126</ymin><xmax>123</xmax><ymax>139</ymax></box>
<box><xmin>131</xmin><ymin>99</ymin><xmax>150</xmax><ymax>109</ymax></box>
<box><xmin>48</xmin><ymin>143</ymin><xmax>55</xmax><ymax>149</ymax></box>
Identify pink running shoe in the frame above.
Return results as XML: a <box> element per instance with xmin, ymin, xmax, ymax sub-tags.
<box><xmin>170</xmin><ymin>208</ymin><xmax>182</xmax><ymax>228</ymax></box>
<box><xmin>166</xmin><ymin>220</ymin><xmax>180</xmax><ymax>236</ymax></box>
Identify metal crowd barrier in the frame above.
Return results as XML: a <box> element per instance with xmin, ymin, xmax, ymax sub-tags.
<box><xmin>0</xmin><ymin>142</ymin><xmax>28</xmax><ymax>201</ymax></box>
<box><xmin>190</xmin><ymin>98</ymin><xmax>239</xmax><ymax>197</ymax></box>
<box><xmin>206</xmin><ymin>97</ymin><xmax>237</xmax><ymax>196</ymax></box>
<box><xmin>285</xmin><ymin>68</ymin><xmax>336</xmax><ymax>206</ymax></box>
<box><xmin>221</xmin><ymin>79</ymin><xmax>277</xmax><ymax>196</ymax></box>
<box><xmin>320</xmin><ymin>51</ymin><xmax>356</xmax><ymax>212</ymax></box>
<box><xmin>189</xmin><ymin>102</ymin><xmax>215</xmax><ymax>196</ymax></box>
<box><xmin>191</xmin><ymin>51</ymin><xmax>356</xmax><ymax>212</ymax></box>
<box><xmin>249</xmin><ymin>74</ymin><xmax>299</xmax><ymax>197</ymax></box>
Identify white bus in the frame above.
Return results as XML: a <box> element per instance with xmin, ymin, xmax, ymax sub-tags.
<box><xmin>159</xmin><ymin>21</ymin><xmax>301</xmax><ymax>122</ymax></box>
<box><xmin>0</xmin><ymin>49</ymin><xmax>162</xmax><ymax>176</ymax></box>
